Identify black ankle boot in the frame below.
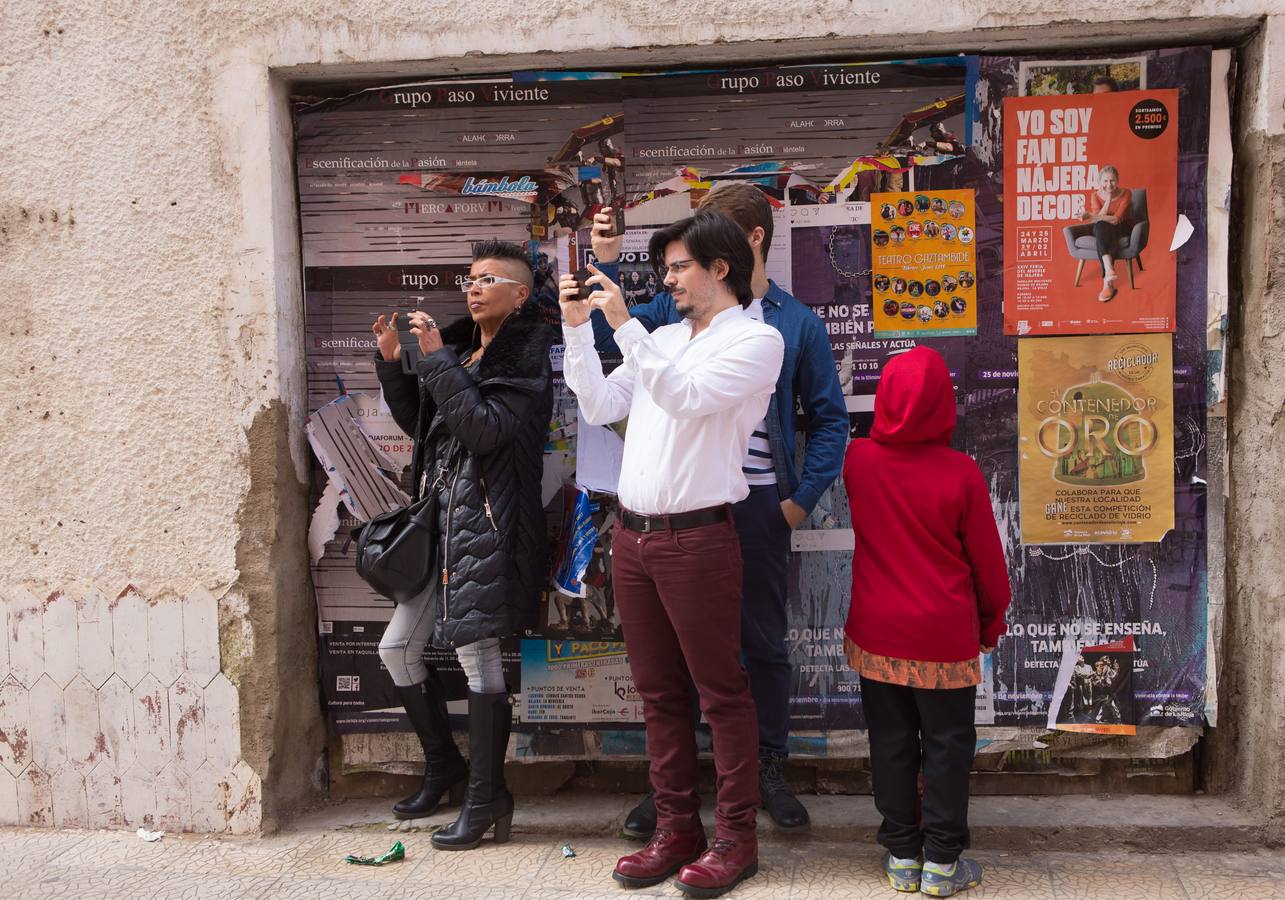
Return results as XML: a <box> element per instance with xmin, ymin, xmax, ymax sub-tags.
<box><xmin>392</xmin><ymin>668</ymin><xmax>468</xmax><ymax>819</ymax></box>
<box><xmin>431</xmin><ymin>690</ymin><xmax>514</xmax><ymax>850</ymax></box>
<box><xmin>759</xmin><ymin>752</ymin><xmax>811</xmax><ymax>830</ymax></box>
<box><xmin>622</xmin><ymin>791</ymin><xmax>657</xmax><ymax>841</ymax></box>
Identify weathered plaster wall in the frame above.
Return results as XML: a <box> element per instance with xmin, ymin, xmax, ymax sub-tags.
<box><xmin>1210</xmin><ymin>14</ymin><xmax>1285</xmax><ymax>846</ymax></box>
<box><xmin>0</xmin><ymin>3</ymin><xmax>327</xmax><ymax>832</ymax></box>
<box><xmin>0</xmin><ymin>1</ymin><xmax>1280</xmax><ymax>832</ymax></box>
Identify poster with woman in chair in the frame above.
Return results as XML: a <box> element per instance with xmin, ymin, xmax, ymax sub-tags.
<box><xmin>1003</xmin><ymin>89</ymin><xmax>1178</xmax><ymax>335</ymax></box>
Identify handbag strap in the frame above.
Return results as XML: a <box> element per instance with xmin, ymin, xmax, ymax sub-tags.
<box><xmin>410</xmin><ymin>434</ymin><xmax>458</xmax><ymax>504</ymax></box>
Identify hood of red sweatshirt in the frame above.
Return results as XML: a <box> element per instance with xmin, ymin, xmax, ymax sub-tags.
<box><xmin>870</xmin><ymin>346</ymin><xmax>956</xmax><ymax>444</ymax></box>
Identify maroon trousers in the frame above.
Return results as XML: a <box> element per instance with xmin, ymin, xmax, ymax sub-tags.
<box><xmin>612</xmin><ymin>518</ymin><xmax>760</xmax><ymax>838</ymax></box>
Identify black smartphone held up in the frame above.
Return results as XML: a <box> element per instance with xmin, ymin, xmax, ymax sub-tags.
<box><xmin>603</xmin><ymin>207</ymin><xmax>626</xmax><ymax>238</ymax></box>
<box><xmin>574</xmin><ymin>267</ymin><xmax>595</xmax><ymax>302</ymax></box>
<box><xmin>395</xmin><ymin>313</ymin><xmax>422</xmax><ymax>374</ymax></box>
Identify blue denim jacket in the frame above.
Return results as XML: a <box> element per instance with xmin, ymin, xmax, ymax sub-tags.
<box><xmin>591</xmin><ymin>264</ymin><xmax>848</xmax><ymax>514</ymax></box>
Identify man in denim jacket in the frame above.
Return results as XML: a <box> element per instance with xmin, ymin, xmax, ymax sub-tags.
<box><xmin>591</xmin><ymin>183</ymin><xmax>848</xmax><ymax>834</ymax></box>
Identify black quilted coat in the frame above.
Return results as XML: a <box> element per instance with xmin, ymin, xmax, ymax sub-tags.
<box><xmin>375</xmin><ymin>304</ymin><xmax>556</xmax><ymax>648</ymax></box>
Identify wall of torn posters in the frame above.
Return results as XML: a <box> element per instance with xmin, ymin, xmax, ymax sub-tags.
<box><xmin>294</xmin><ymin>47</ymin><xmax>1230</xmax><ymax>769</ymax></box>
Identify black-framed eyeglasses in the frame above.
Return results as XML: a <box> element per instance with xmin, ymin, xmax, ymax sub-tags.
<box><xmin>657</xmin><ymin>258</ymin><xmax>696</xmax><ymax>281</ymax></box>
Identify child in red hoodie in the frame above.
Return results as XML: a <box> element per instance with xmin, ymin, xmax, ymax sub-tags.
<box><xmin>842</xmin><ymin>346</ymin><xmax>1011</xmax><ymax>897</ymax></box>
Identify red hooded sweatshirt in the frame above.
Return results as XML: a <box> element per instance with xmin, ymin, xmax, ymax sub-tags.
<box><xmin>842</xmin><ymin>346</ymin><xmax>1011</xmax><ymax>663</ymax></box>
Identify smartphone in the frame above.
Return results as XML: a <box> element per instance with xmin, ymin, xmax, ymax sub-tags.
<box><xmin>397</xmin><ymin>313</ymin><xmax>437</xmax><ymax>336</ymax></box>
<box><xmin>394</xmin><ymin>313</ymin><xmax>422</xmax><ymax>374</ymax></box>
<box><xmin>603</xmin><ymin>207</ymin><xmax>626</xmax><ymax>238</ymax></box>
<box><xmin>573</xmin><ymin>267</ymin><xmax>594</xmax><ymax>302</ymax></box>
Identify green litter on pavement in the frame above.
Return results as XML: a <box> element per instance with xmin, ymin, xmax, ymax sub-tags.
<box><xmin>344</xmin><ymin>840</ymin><xmax>406</xmax><ymax>866</ymax></box>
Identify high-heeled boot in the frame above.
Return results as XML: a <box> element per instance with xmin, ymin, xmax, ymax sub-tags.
<box><xmin>392</xmin><ymin>667</ymin><xmax>468</xmax><ymax>819</ymax></box>
<box><xmin>431</xmin><ymin>690</ymin><xmax>513</xmax><ymax>850</ymax></box>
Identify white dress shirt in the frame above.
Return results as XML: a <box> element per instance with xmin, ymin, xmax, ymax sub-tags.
<box><xmin>563</xmin><ymin>304</ymin><xmax>785</xmax><ymax>515</ymax></box>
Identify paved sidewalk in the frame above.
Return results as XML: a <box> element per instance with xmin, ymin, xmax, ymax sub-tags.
<box><xmin>299</xmin><ymin>793</ymin><xmax>1268</xmax><ymax>852</ymax></box>
<box><xmin>10</xmin><ymin>820</ymin><xmax>1284</xmax><ymax>899</ymax></box>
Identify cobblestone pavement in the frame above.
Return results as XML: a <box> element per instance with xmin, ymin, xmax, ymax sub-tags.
<box><xmin>9</xmin><ymin>825</ymin><xmax>1285</xmax><ymax>899</ymax></box>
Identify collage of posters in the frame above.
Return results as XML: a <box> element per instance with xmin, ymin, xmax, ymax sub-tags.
<box><xmin>1001</xmin><ymin>78</ymin><xmax>1185</xmax><ymax>735</ymax></box>
<box><xmin>294</xmin><ymin>46</ymin><xmax>1212</xmax><ymax>745</ymax></box>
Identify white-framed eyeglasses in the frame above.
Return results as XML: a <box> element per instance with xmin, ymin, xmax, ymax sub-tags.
<box><xmin>459</xmin><ymin>274</ymin><xmax>525</xmax><ymax>292</ymax></box>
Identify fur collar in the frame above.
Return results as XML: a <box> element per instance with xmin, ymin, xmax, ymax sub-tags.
<box><xmin>437</xmin><ymin>303</ymin><xmax>556</xmax><ymax>381</ymax></box>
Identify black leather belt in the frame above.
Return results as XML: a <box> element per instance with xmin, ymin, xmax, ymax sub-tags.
<box><xmin>620</xmin><ymin>505</ymin><xmax>730</xmax><ymax>533</ymax></box>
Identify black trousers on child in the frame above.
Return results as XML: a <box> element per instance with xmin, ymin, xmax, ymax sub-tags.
<box><xmin>860</xmin><ymin>676</ymin><xmax>977</xmax><ymax>864</ymax></box>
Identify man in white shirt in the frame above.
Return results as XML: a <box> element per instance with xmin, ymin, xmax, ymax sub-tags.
<box><xmin>560</xmin><ymin>210</ymin><xmax>784</xmax><ymax>898</ymax></box>
<box><xmin>593</xmin><ymin>184</ymin><xmax>848</xmax><ymax>837</ymax></box>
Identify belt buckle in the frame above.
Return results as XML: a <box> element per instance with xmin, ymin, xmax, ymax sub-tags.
<box><xmin>639</xmin><ymin>516</ymin><xmax>653</xmax><ymax>533</ymax></box>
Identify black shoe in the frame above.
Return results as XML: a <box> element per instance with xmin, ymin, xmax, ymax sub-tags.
<box><xmin>392</xmin><ymin>669</ymin><xmax>468</xmax><ymax>820</ymax></box>
<box><xmin>622</xmin><ymin>791</ymin><xmax>657</xmax><ymax>841</ymax></box>
<box><xmin>431</xmin><ymin>690</ymin><xmax>514</xmax><ymax>851</ymax></box>
<box><xmin>759</xmin><ymin>753</ymin><xmax>810</xmax><ymax>831</ymax></box>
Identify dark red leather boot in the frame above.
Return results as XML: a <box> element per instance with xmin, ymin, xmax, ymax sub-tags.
<box><xmin>613</xmin><ymin>826</ymin><xmax>708</xmax><ymax>888</ymax></box>
<box><xmin>676</xmin><ymin>835</ymin><xmax>759</xmax><ymax>897</ymax></box>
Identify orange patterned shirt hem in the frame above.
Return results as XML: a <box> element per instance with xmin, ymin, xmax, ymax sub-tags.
<box><xmin>844</xmin><ymin>636</ymin><xmax>980</xmax><ymax>689</ymax></box>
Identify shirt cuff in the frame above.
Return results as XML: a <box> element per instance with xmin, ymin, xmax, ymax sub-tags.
<box><xmin>791</xmin><ymin>484</ymin><xmax>822</xmax><ymax>516</ymax></box>
<box><xmin>613</xmin><ymin>317</ymin><xmax>648</xmax><ymax>355</ymax></box>
<box><xmin>562</xmin><ymin>320</ymin><xmax>597</xmax><ymax>346</ymax></box>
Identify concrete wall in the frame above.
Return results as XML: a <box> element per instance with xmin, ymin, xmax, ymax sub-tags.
<box><xmin>0</xmin><ymin>1</ymin><xmax>1280</xmax><ymax>833</ymax></box>
<box><xmin>1207</xmin><ymin>15</ymin><xmax>1285</xmax><ymax>846</ymax></box>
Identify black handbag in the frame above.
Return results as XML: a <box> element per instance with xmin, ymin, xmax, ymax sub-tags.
<box><xmin>349</xmin><ymin>439</ymin><xmax>453</xmax><ymax>605</ymax></box>
<box><xmin>351</xmin><ymin>493</ymin><xmax>440</xmax><ymax>605</ymax></box>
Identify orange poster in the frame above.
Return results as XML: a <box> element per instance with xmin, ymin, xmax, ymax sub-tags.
<box><xmin>1003</xmin><ymin>90</ymin><xmax>1178</xmax><ymax>335</ymax></box>
<box><xmin>870</xmin><ymin>189</ymin><xmax>977</xmax><ymax>338</ymax></box>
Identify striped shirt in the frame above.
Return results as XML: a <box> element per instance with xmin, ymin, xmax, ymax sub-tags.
<box><xmin>742</xmin><ymin>298</ymin><xmax>778</xmax><ymax>486</ymax></box>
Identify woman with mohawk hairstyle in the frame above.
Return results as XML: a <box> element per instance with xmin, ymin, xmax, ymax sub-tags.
<box><xmin>370</xmin><ymin>239</ymin><xmax>556</xmax><ymax>850</ymax></box>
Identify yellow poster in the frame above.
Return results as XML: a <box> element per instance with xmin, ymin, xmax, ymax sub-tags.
<box><xmin>1018</xmin><ymin>334</ymin><xmax>1174</xmax><ymax>544</ymax></box>
<box><xmin>871</xmin><ymin>189</ymin><xmax>977</xmax><ymax>338</ymax></box>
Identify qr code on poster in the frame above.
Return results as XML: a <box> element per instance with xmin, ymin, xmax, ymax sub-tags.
<box><xmin>336</xmin><ymin>676</ymin><xmax>361</xmax><ymax>692</ymax></box>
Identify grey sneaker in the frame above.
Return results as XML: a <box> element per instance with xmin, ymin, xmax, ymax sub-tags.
<box><xmin>882</xmin><ymin>851</ymin><xmax>923</xmax><ymax>892</ymax></box>
<box><xmin>920</xmin><ymin>858</ymin><xmax>983</xmax><ymax>896</ymax></box>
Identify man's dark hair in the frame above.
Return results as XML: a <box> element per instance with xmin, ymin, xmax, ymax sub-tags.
<box><xmin>648</xmin><ymin>210</ymin><xmax>755</xmax><ymax>308</ymax></box>
<box><xmin>697</xmin><ymin>181</ymin><xmax>774</xmax><ymax>261</ymax></box>
<box><xmin>471</xmin><ymin>238</ymin><xmax>534</xmax><ymax>287</ymax></box>
<box><xmin>1091</xmin><ymin>74</ymin><xmax>1119</xmax><ymax>91</ymax></box>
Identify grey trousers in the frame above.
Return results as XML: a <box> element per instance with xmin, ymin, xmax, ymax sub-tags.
<box><xmin>378</xmin><ymin>585</ymin><xmax>505</xmax><ymax>692</ymax></box>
